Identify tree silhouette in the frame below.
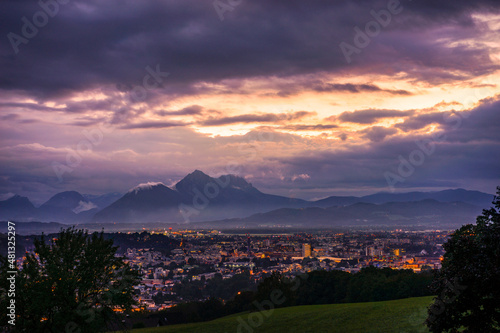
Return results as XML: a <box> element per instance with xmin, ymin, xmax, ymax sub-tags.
<box><xmin>0</xmin><ymin>228</ymin><xmax>140</xmax><ymax>332</ymax></box>
<box><xmin>426</xmin><ymin>186</ymin><xmax>500</xmax><ymax>332</ymax></box>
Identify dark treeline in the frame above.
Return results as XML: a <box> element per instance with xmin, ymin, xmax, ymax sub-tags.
<box><xmin>104</xmin><ymin>231</ymin><xmax>180</xmax><ymax>254</ymax></box>
<box><xmin>173</xmin><ymin>271</ymin><xmax>256</xmax><ymax>301</ymax></box>
<box><xmin>145</xmin><ymin>267</ymin><xmax>434</xmax><ymax>326</ymax></box>
<box><xmin>0</xmin><ymin>231</ymin><xmax>180</xmax><ymax>257</ymax></box>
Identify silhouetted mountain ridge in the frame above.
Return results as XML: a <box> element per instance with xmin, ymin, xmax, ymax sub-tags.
<box><xmin>0</xmin><ymin>170</ymin><xmax>494</xmax><ymax>226</ymax></box>
<box><xmin>0</xmin><ymin>195</ymin><xmax>37</xmax><ymax>221</ymax></box>
<box><xmin>312</xmin><ymin>189</ymin><xmax>493</xmax><ymax>208</ymax></box>
<box><xmin>93</xmin><ymin>170</ymin><xmax>307</xmax><ymax>223</ymax></box>
<box><xmin>200</xmin><ymin>199</ymin><xmax>483</xmax><ymax>228</ymax></box>
<box><xmin>93</xmin><ymin>182</ymin><xmax>181</xmax><ymax>223</ymax></box>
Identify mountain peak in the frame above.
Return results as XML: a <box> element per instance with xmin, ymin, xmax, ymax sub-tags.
<box><xmin>175</xmin><ymin>170</ymin><xmax>212</xmax><ymax>192</ymax></box>
<box><xmin>127</xmin><ymin>182</ymin><xmax>167</xmax><ymax>194</ymax></box>
<box><xmin>185</xmin><ymin>170</ymin><xmax>211</xmax><ymax>181</ymax></box>
<box><xmin>41</xmin><ymin>191</ymin><xmax>87</xmax><ymax>208</ymax></box>
<box><xmin>2</xmin><ymin>194</ymin><xmax>33</xmax><ymax>206</ymax></box>
<box><xmin>223</xmin><ymin>174</ymin><xmax>252</xmax><ymax>189</ymax></box>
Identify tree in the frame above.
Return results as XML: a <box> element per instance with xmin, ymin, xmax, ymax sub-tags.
<box><xmin>426</xmin><ymin>187</ymin><xmax>500</xmax><ymax>332</ymax></box>
<box><xmin>255</xmin><ymin>272</ymin><xmax>295</xmax><ymax>307</ymax></box>
<box><xmin>0</xmin><ymin>228</ymin><xmax>140</xmax><ymax>332</ymax></box>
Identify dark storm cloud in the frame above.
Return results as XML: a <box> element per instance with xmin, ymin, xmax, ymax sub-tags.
<box><xmin>395</xmin><ymin>112</ymin><xmax>448</xmax><ymax>132</ymax></box>
<box><xmin>336</xmin><ymin>109</ymin><xmax>415</xmax><ymax>124</ymax></box>
<box><xmin>2</xmin><ymin>0</ymin><xmax>500</xmax><ymax>201</ymax></box>
<box><xmin>0</xmin><ymin>98</ymin><xmax>122</xmax><ymax>114</ymax></box>
<box><xmin>68</xmin><ymin>117</ymin><xmax>108</xmax><ymax>127</ymax></box>
<box><xmin>312</xmin><ymin>83</ymin><xmax>411</xmax><ymax>95</ymax></box>
<box><xmin>156</xmin><ymin>105</ymin><xmax>204</xmax><ymax>116</ymax></box>
<box><xmin>0</xmin><ymin>102</ymin><xmax>60</xmax><ymax>112</ymax></box>
<box><xmin>19</xmin><ymin>119</ymin><xmax>39</xmax><ymax>124</ymax></box>
<box><xmin>272</xmin><ymin>81</ymin><xmax>412</xmax><ymax>97</ymax></box>
<box><xmin>120</xmin><ymin>121</ymin><xmax>188</xmax><ymax>130</ymax></box>
<box><xmin>0</xmin><ymin>113</ymin><xmax>19</xmax><ymax>121</ymax></box>
<box><xmin>0</xmin><ymin>112</ymin><xmax>41</xmax><ymax>124</ymax></box>
<box><xmin>395</xmin><ymin>99</ymin><xmax>500</xmax><ymax>136</ymax></box>
<box><xmin>273</xmin><ymin>98</ymin><xmax>500</xmax><ymax>193</ymax></box>
<box><xmin>1</xmin><ymin>0</ymin><xmax>499</xmax><ymax>99</ymax></box>
<box><xmin>444</xmin><ymin>97</ymin><xmax>500</xmax><ymax>143</ymax></box>
<box><xmin>359</xmin><ymin>126</ymin><xmax>398</xmax><ymax>142</ymax></box>
<box><xmin>201</xmin><ymin>111</ymin><xmax>315</xmax><ymax>126</ymax></box>
<box><xmin>281</xmin><ymin>124</ymin><xmax>339</xmax><ymax>131</ymax></box>
<box><xmin>1</xmin><ymin>98</ymin><xmax>499</xmax><ymax>201</ymax></box>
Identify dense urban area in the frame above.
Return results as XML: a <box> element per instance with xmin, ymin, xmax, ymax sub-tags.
<box><xmin>12</xmin><ymin>228</ymin><xmax>447</xmax><ymax>312</ymax></box>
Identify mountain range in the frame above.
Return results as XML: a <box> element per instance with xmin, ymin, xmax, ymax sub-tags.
<box><xmin>0</xmin><ymin>170</ymin><xmax>495</xmax><ymax>228</ymax></box>
<box><xmin>199</xmin><ymin>199</ymin><xmax>484</xmax><ymax>229</ymax></box>
<box><xmin>92</xmin><ymin>170</ymin><xmax>306</xmax><ymax>223</ymax></box>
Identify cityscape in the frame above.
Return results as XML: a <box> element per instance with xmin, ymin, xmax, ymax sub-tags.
<box><xmin>1</xmin><ymin>0</ymin><xmax>500</xmax><ymax>332</ymax></box>
<box><xmin>11</xmin><ymin>227</ymin><xmax>447</xmax><ymax>312</ymax></box>
<box><xmin>123</xmin><ymin>229</ymin><xmax>447</xmax><ymax>310</ymax></box>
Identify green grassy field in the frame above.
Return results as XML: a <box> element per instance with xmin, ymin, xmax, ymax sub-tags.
<box><xmin>132</xmin><ymin>296</ymin><xmax>433</xmax><ymax>333</ymax></box>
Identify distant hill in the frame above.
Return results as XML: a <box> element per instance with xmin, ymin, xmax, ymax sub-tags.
<box><xmin>359</xmin><ymin>189</ymin><xmax>493</xmax><ymax>207</ymax></box>
<box><xmin>0</xmin><ymin>195</ymin><xmax>37</xmax><ymax>221</ymax></box>
<box><xmin>312</xmin><ymin>189</ymin><xmax>494</xmax><ymax>208</ymax></box>
<box><xmin>0</xmin><ymin>191</ymin><xmax>119</xmax><ymax>223</ymax></box>
<box><xmin>130</xmin><ymin>296</ymin><xmax>433</xmax><ymax>333</ymax></box>
<box><xmin>37</xmin><ymin>191</ymin><xmax>97</xmax><ymax>223</ymax></box>
<box><xmin>311</xmin><ymin>195</ymin><xmax>360</xmax><ymax>208</ymax></box>
<box><xmin>0</xmin><ymin>221</ymin><xmax>70</xmax><ymax>235</ymax></box>
<box><xmin>202</xmin><ymin>199</ymin><xmax>484</xmax><ymax>229</ymax></box>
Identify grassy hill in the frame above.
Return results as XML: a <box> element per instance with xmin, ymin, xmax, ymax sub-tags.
<box><xmin>132</xmin><ymin>296</ymin><xmax>433</xmax><ymax>333</ymax></box>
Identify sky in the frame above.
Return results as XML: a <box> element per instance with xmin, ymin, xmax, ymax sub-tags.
<box><xmin>1</xmin><ymin>0</ymin><xmax>500</xmax><ymax>205</ymax></box>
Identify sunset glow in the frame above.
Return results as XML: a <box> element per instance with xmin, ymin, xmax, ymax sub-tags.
<box><xmin>1</xmin><ymin>0</ymin><xmax>499</xmax><ymax>203</ymax></box>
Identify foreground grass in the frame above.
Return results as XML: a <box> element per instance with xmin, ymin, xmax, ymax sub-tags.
<box><xmin>132</xmin><ymin>296</ymin><xmax>433</xmax><ymax>333</ymax></box>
